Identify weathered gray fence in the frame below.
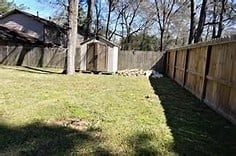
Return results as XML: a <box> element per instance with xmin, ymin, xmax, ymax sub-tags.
<box><xmin>118</xmin><ymin>50</ymin><xmax>164</xmax><ymax>71</ymax></box>
<box><xmin>0</xmin><ymin>45</ymin><xmax>81</xmax><ymax>69</ymax></box>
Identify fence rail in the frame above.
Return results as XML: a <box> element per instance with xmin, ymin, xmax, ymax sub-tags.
<box><xmin>165</xmin><ymin>40</ymin><xmax>236</xmax><ymax>124</ymax></box>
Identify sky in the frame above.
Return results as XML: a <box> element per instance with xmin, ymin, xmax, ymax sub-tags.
<box><xmin>12</xmin><ymin>0</ymin><xmax>236</xmax><ymax>21</ymax></box>
<box><xmin>12</xmin><ymin>0</ymin><xmax>57</xmax><ymax>19</ymax></box>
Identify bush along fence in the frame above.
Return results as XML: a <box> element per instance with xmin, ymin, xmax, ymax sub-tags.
<box><xmin>165</xmin><ymin>39</ymin><xmax>236</xmax><ymax>124</ymax></box>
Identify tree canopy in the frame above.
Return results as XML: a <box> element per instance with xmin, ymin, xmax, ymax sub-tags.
<box><xmin>38</xmin><ymin>0</ymin><xmax>236</xmax><ymax>50</ymax></box>
<box><xmin>0</xmin><ymin>0</ymin><xmax>27</xmax><ymax>15</ymax></box>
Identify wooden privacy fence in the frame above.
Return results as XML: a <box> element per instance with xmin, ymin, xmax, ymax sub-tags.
<box><xmin>0</xmin><ymin>45</ymin><xmax>80</xmax><ymax>69</ymax></box>
<box><xmin>0</xmin><ymin>46</ymin><xmax>164</xmax><ymax>72</ymax></box>
<box><xmin>165</xmin><ymin>39</ymin><xmax>236</xmax><ymax>124</ymax></box>
<box><xmin>118</xmin><ymin>50</ymin><xmax>164</xmax><ymax>71</ymax></box>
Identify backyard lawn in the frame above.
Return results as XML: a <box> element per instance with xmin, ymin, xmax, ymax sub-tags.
<box><xmin>0</xmin><ymin>66</ymin><xmax>235</xmax><ymax>155</ymax></box>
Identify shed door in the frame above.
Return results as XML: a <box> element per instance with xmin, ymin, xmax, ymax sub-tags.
<box><xmin>97</xmin><ymin>43</ymin><xmax>107</xmax><ymax>71</ymax></box>
<box><xmin>86</xmin><ymin>43</ymin><xmax>96</xmax><ymax>71</ymax></box>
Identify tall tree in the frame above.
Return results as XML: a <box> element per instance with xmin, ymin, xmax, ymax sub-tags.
<box><xmin>204</xmin><ymin>0</ymin><xmax>236</xmax><ymax>39</ymax></box>
<box><xmin>90</xmin><ymin>0</ymin><xmax>121</xmax><ymax>40</ymax></box>
<box><xmin>154</xmin><ymin>0</ymin><xmax>186</xmax><ymax>51</ymax></box>
<box><xmin>189</xmin><ymin>0</ymin><xmax>233</xmax><ymax>42</ymax></box>
<box><xmin>119</xmin><ymin>0</ymin><xmax>154</xmax><ymax>50</ymax></box>
<box><xmin>105</xmin><ymin>0</ymin><xmax>124</xmax><ymax>40</ymax></box>
<box><xmin>105</xmin><ymin>0</ymin><xmax>118</xmax><ymax>39</ymax></box>
<box><xmin>84</xmin><ymin>0</ymin><xmax>94</xmax><ymax>40</ymax></box>
<box><xmin>214</xmin><ymin>0</ymin><xmax>226</xmax><ymax>38</ymax></box>
<box><xmin>211</xmin><ymin>0</ymin><xmax>218</xmax><ymax>38</ymax></box>
<box><xmin>188</xmin><ymin>0</ymin><xmax>195</xmax><ymax>44</ymax></box>
<box><xmin>94</xmin><ymin>0</ymin><xmax>103</xmax><ymax>35</ymax></box>
<box><xmin>0</xmin><ymin>0</ymin><xmax>27</xmax><ymax>14</ymax></box>
<box><xmin>0</xmin><ymin>0</ymin><xmax>13</xmax><ymax>14</ymax></box>
<box><xmin>66</xmin><ymin>0</ymin><xmax>78</xmax><ymax>75</ymax></box>
<box><xmin>194</xmin><ymin>0</ymin><xmax>207</xmax><ymax>43</ymax></box>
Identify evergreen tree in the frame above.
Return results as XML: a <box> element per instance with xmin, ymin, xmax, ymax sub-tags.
<box><xmin>0</xmin><ymin>0</ymin><xmax>27</xmax><ymax>15</ymax></box>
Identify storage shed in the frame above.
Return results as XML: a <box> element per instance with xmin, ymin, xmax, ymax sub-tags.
<box><xmin>80</xmin><ymin>36</ymin><xmax>118</xmax><ymax>73</ymax></box>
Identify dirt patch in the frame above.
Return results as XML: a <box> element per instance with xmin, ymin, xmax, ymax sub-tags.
<box><xmin>48</xmin><ymin>118</ymin><xmax>90</xmax><ymax>131</ymax></box>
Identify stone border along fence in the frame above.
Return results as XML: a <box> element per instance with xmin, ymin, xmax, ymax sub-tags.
<box><xmin>165</xmin><ymin>38</ymin><xmax>236</xmax><ymax>124</ymax></box>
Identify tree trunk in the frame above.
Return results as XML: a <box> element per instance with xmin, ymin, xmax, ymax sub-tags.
<box><xmin>66</xmin><ymin>0</ymin><xmax>78</xmax><ymax>75</ymax></box>
<box><xmin>94</xmin><ymin>0</ymin><xmax>101</xmax><ymax>36</ymax></box>
<box><xmin>105</xmin><ymin>0</ymin><xmax>112</xmax><ymax>39</ymax></box>
<box><xmin>212</xmin><ymin>0</ymin><xmax>217</xmax><ymax>38</ymax></box>
<box><xmin>85</xmin><ymin>0</ymin><xmax>94</xmax><ymax>40</ymax></box>
<box><xmin>140</xmin><ymin>28</ymin><xmax>147</xmax><ymax>50</ymax></box>
<box><xmin>160</xmin><ymin>29</ymin><xmax>164</xmax><ymax>52</ymax></box>
<box><xmin>194</xmin><ymin>0</ymin><xmax>207</xmax><ymax>43</ymax></box>
<box><xmin>126</xmin><ymin>35</ymin><xmax>132</xmax><ymax>50</ymax></box>
<box><xmin>188</xmin><ymin>0</ymin><xmax>195</xmax><ymax>44</ymax></box>
<box><xmin>216</xmin><ymin>0</ymin><xmax>226</xmax><ymax>38</ymax></box>
<box><xmin>205</xmin><ymin>24</ymin><xmax>210</xmax><ymax>41</ymax></box>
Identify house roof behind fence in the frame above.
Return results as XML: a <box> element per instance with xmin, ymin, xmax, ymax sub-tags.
<box><xmin>0</xmin><ymin>24</ymin><xmax>44</xmax><ymax>45</ymax></box>
<box><xmin>0</xmin><ymin>9</ymin><xmax>67</xmax><ymax>33</ymax></box>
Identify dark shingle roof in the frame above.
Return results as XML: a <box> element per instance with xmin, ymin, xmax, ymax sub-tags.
<box><xmin>0</xmin><ymin>9</ymin><xmax>67</xmax><ymax>32</ymax></box>
<box><xmin>0</xmin><ymin>24</ymin><xmax>44</xmax><ymax>44</ymax></box>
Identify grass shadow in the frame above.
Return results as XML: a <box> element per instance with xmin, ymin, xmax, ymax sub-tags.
<box><xmin>149</xmin><ymin>77</ymin><xmax>236</xmax><ymax>155</ymax></box>
<box><xmin>23</xmin><ymin>66</ymin><xmax>61</xmax><ymax>74</ymax></box>
<box><xmin>127</xmin><ymin>132</ymin><xmax>160</xmax><ymax>155</ymax></box>
<box><xmin>0</xmin><ymin>121</ymin><xmax>110</xmax><ymax>155</ymax></box>
<box><xmin>0</xmin><ymin>66</ymin><xmax>61</xmax><ymax>75</ymax></box>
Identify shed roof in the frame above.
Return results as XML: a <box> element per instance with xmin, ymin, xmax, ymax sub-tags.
<box><xmin>80</xmin><ymin>35</ymin><xmax>118</xmax><ymax>47</ymax></box>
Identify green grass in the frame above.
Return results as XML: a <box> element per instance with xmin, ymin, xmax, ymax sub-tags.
<box><xmin>0</xmin><ymin>65</ymin><xmax>235</xmax><ymax>155</ymax></box>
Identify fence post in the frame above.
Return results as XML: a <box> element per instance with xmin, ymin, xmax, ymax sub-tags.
<box><xmin>183</xmin><ymin>49</ymin><xmax>190</xmax><ymax>87</ymax></box>
<box><xmin>164</xmin><ymin>52</ymin><xmax>168</xmax><ymax>75</ymax></box>
<box><xmin>200</xmin><ymin>45</ymin><xmax>212</xmax><ymax>102</ymax></box>
<box><xmin>173</xmin><ymin>50</ymin><xmax>177</xmax><ymax>79</ymax></box>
